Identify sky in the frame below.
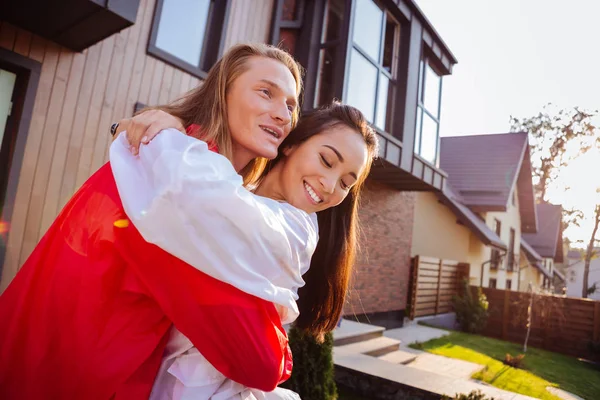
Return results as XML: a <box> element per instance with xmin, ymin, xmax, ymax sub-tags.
<box><xmin>414</xmin><ymin>0</ymin><xmax>600</xmax><ymax>246</ymax></box>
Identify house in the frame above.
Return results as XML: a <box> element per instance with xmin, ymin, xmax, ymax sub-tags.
<box><xmin>521</xmin><ymin>203</ymin><xmax>565</xmax><ymax>293</ymax></box>
<box><xmin>0</xmin><ymin>0</ymin><xmax>458</xmax><ymax>329</ymax></box>
<box><xmin>566</xmin><ymin>248</ymin><xmax>600</xmax><ymax>300</ymax></box>
<box><xmin>411</xmin><ymin>132</ymin><xmax>539</xmax><ymax>292</ymax></box>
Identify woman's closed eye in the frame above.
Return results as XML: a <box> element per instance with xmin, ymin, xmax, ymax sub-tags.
<box><xmin>320</xmin><ymin>154</ymin><xmax>332</xmax><ymax>168</ymax></box>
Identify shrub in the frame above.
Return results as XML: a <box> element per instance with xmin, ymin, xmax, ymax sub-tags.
<box><xmin>280</xmin><ymin>326</ymin><xmax>337</xmax><ymax>400</ymax></box>
<box><xmin>503</xmin><ymin>353</ymin><xmax>525</xmax><ymax>368</ymax></box>
<box><xmin>452</xmin><ymin>280</ymin><xmax>489</xmax><ymax>334</ymax></box>
<box><xmin>441</xmin><ymin>390</ymin><xmax>496</xmax><ymax>400</ymax></box>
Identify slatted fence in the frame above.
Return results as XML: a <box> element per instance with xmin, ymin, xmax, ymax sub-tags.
<box><xmin>408</xmin><ymin>256</ymin><xmax>469</xmax><ymax>319</ymax></box>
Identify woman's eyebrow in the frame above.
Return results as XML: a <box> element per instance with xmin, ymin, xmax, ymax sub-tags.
<box><xmin>259</xmin><ymin>79</ymin><xmax>298</xmax><ymax>108</ymax></box>
<box><xmin>323</xmin><ymin>145</ymin><xmax>358</xmax><ymax>179</ymax></box>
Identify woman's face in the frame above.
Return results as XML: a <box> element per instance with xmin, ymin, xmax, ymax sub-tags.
<box><xmin>277</xmin><ymin>125</ymin><xmax>369</xmax><ymax>214</ymax></box>
<box><xmin>226</xmin><ymin>56</ymin><xmax>298</xmax><ymax>161</ymax></box>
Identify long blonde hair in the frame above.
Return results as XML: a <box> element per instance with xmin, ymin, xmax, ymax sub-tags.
<box><xmin>146</xmin><ymin>43</ymin><xmax>303</xmax><ymax>185</ymax></box>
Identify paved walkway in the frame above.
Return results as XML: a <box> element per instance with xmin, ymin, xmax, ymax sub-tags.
<box><xmin>335</xmin><ymin>320</ymin><xmax>539</xmax><ymax>400</ymax></box>
<box><xmin>546</xmin><ymin>387</ymin><xmax>585</xmax><ymax>400</ymax></box>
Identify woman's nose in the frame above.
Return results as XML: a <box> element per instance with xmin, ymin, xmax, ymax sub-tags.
<box><xmin>319</xmin><ymin>175</ymin><xmax>336</xmax><ymax>194</ymax></box>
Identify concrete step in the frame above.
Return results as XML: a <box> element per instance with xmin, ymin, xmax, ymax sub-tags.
<box><xmin>377</xmin><ymin>349</ymin><xmax>418</xmax><ymax>364</ymax></box>
<box><xmin>333</xmin><ymin>350</ymin><xmax>538</xmax><ymax>400</ymax></box>
<box><xmin>333</xmin><ymin>319</ymin><xmax>385</xmax><ymax>346</ymax></box>
<box><xmin>335</xmin><ymin>336</ymin><xmax>400</xmax><ymax>357</ymax></box>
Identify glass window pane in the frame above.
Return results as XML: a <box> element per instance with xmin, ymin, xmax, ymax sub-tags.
<box><xmin>382</xmin><ymin>15</ymin><xmax>399</xmax><ymax>73</ymax></box>
<box><xmin>346</xmin><ymin>49</ymin><xmax>378</xmax><ymax>122</ymax></box>
<box><xmin>322</xmin><ymin>0</ymin><xmax>345</xmax><ymax>43</ymax></box>
<box><xmin>420</xmin><ymin>112</ymin><xmax>439</xmax><ymax>164</ymax></box>
<box><xmin>414</xmin><ymin>107</ymin><xmax>422</xmax><ymax>153</ymax></box>
<box><xmin>424</xmin><ymin>64</ymin><xmax>441</xmax><ymax>117</ymax></box>
<box><xmin>315</xmin><ymin>47</ymin><xmax>336</xmax><ymax>107</ymax></box>
<box><xmin>155</xmin><ymin>0</ymin><xmax>211</xmax><ymax>66</ymax></box>
<box><xmin>352</xmin><ymin>0</ymin><xmax>383</xmax><ymax>61</ymax></box>
<box><xmin>375</xmin><ymin>74</ymin><xmax>389</xmax><ymax>130</ymax></box>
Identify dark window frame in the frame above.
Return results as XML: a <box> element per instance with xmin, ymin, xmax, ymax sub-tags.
<box><xmin>507</xmin><ymin>228</ymin><xmax>516</xmax><ymax>271</ymax></box>
<box><xmin>506</xmin><ymin>279</ymin><xmax>512</xmax><ymax>290</ymax></box>
<box><xmin>0</xmin><ymin>48</ymin><xmax>42</xmax><ymax>279</ymax></box>
<box><xmin>489</xmin><ymin>278</ymin><xmax>497</xmax><ymax>289</ymax></box>
<box><xmin>147</xmin><ymin>0</ymin><xmax>230</xmax><ymax>79</ymax></box>
<box><xmin>490</xmin><ymin>219</ymin><xmax>502</xmax><ymax>269</ymax></box>
<box><xmin>414</xmin><ymin>52</ymin><xmax>442</xmax><ymax>165</ymax></box>
<box><xmin>341</xmin><ymin>0</ymin><xmax>401</xmax><ymax>134</ymax></box>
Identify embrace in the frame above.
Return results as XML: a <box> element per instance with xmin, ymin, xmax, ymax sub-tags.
<box><xmin>0</xmin><ymin>43</ymin><xmax>378</xmax><ymax>400</ymax></box>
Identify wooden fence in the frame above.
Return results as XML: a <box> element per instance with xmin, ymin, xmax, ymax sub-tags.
<box><xmin>408</xmin><ymin>256</ymin><xmax>470</xmax><ymax>319</ymax></box>
<box><xmin>478</xmin><ymin>287</ymin><xmax>600</xmax><ymax>361</ymax></box>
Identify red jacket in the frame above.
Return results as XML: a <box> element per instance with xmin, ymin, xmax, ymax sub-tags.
<box><xmin>0</xmin><ymin>160</ymin><xmax>292</xmax><ymax>399</ymax></box>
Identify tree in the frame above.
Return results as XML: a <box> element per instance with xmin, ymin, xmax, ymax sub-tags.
<box><xmin>583</xmin><ymin>203</ymin><xmax>600</xmax><ymax>298</ymax></box>
<box><xmin>281</xmin><ymin>327</ymin><xmax>337</xmax><ymax>400</ymax></box>
<box><xmin>510</xmin><ymin>105</ymin><xmax>597</xmax><ymax>203</ymax></box>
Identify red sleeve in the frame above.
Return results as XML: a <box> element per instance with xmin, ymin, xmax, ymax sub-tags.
<box><xmin>112</xmin><ymin>221</ymin><xmax>292</xmax><ymax>391</ymax></box>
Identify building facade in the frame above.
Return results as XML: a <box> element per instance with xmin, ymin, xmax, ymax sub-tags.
<box><xmin>0</xmin><ymin>0</ymin><xmax>457</xmax><ymax>329</ymax></box>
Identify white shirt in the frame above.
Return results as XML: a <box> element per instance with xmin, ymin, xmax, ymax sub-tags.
<box><xmin>110</xmin><ymin>130</ymin><xmax>318</xmax><ymax>399</ymax></box>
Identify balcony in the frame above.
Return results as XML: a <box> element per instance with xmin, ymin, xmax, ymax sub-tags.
<box><xmin>1</xmin><ymin>0</ymin><xmax>141</xmax><ymax>51</ymax></box>
<box><xmin>370</xmin><ymin>130</ymin><xmax>447</xmax><ymax>192</ymax></box>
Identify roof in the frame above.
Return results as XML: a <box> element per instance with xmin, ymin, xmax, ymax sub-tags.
<box><xmin>522</xmin><ymin>203</ymin><xmax>564</xmax><ymax>263</ymax></box>
<box><xmin>439</xmin><ymin>132</ymin><xmax>538</xmax><ymax>233</ymax></box>
<box><xmin>567</xmin><ymin>249</ymin><xmax>583</xmax><ymax>259</ymax></box>
<box><xmin>521</xmin><ymin>238</ymin><xmax>543</xmax><ymax>262</ymax></box>
<box><xmin>438</xmin><ymin>185</ymin><xmax>506</xmax><ymax>250</ymax></box>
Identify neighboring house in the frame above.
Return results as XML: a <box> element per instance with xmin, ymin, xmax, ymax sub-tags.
<box><xmin>521</xmin><ymin>203</ymin><xmax>565</xmax><ymax>293</ymax></box>
<box><xmin>566</xmin><ymin>248</ymin><xmax>600</xmax><ymax>300</ymax></box>
<box><xmin>412</xmin><ymin>132</ymin><xmax>539</xmax><ymax>292</ymax></box>
<box><xmin>520</xmin><ymin>237</ymin><xmax>551</xmax><ymax>291</ymax></box>
<box><xmin>0</xmin><ymin>0</ymin><xmax>458</xmax><ymax>329</ymax></box>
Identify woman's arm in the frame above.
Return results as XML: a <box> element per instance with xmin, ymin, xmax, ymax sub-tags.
<box><xmin>109</xmin><ymin>129</ymin><xmax>318</xmax><ymax>323</ymax></box>
<box><xmin>112</xmin><ymin>109</ymin><xmax>185</xmax><ymax>155</ymax></box>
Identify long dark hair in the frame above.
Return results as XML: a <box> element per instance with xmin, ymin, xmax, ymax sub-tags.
<box><xmin>265</xmin><ymin>103</ymin><xmax>378</xmax><ymax>340</ymax></box>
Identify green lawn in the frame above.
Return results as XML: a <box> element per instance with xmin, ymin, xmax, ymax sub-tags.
<box><xmin>410</xmin><ymin>332</ymin><xmax>600</xmax><ymax>400</ymax></box>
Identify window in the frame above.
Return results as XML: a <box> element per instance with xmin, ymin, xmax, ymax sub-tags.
<box><xmin>148</xmin><ymin>0</ymin><xmax>229</xmax><ymax>78</ymax></box>
<box><xmin>314</xmin><ymin>0</ymin><xmax>346</xmax><ymax>108</ymax></box>
<box><xmin>507</xmin><ymin>228</ymin><xmax>516</xmax><ymax>271</ymax></box>
<box><xmin>506</xmin><ymin>279</ymin><xmax>512</xmax><ymax>290</ymax></box>
<box><xmin>490</xmin><ymin>219</ymin><xmax>502</xmax><ymax>269</ymax></box>
<box><xmin>343</xmin><ymin>0</ymin><xmax>400</xmax><ymax>133</ymax></box>
<box><xmin>489</xmin><ymin>278</ymin><xmax>497</xmax><ymax>289</ymax></box>
<box><xmin>414</xmin><ymin>58</ymin><xmax>442</xmax><ymax>165</ymax></box>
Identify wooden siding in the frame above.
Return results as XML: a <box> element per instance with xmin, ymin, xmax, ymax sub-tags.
<box><xmin>0</xmin><ymin>0</ymin><xmax>275</xmax><ymax>289</ymax></box>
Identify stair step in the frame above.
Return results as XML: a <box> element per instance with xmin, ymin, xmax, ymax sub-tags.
<box><xmin>336</xmin><ymin>336</ymin><xmax>400</xmax><ymax>357</ymax></box>
<box><xmin>377</xmin><ymin>350</ymin><xmax>418</xmax><ymax>364</ymax></box>
<box><xmin>333</xmin><ymin>320</ymin><xmax>385</xmax><ymax>346</ymax></box>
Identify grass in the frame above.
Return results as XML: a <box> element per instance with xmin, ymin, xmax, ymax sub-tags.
<box><xmin>410</xmin><ymin>331</ymin><xmax>600</xmax><ymax>400</ymax></box>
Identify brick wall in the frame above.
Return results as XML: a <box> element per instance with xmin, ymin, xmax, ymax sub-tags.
<box><xmin>344</xmin><ymin>179</ymin><xmax>416</xmax><ymax>316</ymax></box>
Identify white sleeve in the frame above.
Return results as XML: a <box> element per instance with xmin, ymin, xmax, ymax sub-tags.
<box><xmin>109</xmin><ymin>129</ymin><xmax>318</xmax><ymax>323</ymax></box>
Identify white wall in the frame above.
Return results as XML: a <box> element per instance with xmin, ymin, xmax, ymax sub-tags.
<box><xmin>566</xmin><ymin>257</ymin><xmax>600</xmax><ymax>300</ymax></box>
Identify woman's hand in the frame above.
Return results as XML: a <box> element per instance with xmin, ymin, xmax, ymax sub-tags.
<box><xmin>114</xmin><ymin>109</ymin><xmax>185</xmax><ymax>155</ymax></box>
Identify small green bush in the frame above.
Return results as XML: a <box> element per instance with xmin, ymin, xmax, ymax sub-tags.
<box><xmin>441</xmin><ymin>389</ymin><xmax>496</xmax><ymax>400</ymax></box>
<box><xmin>452</xmin><ymin>280</ymin><xmax>489</xmax><ymax>334</ymax></box>
<box><xmin>280</xmin><ymin>326</ymin><xmax>337</xmax><ymax>400</ymax></box>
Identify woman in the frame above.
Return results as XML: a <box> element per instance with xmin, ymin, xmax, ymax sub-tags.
<box><xmin>110</xmin><ymin>102</ymin><xmax>377</xmax><ymax>399</ymax></box>
<box><xmin>0</xmin><ymin>43</ymin><xmax>303</xmax><ymax>400</ymax></box>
